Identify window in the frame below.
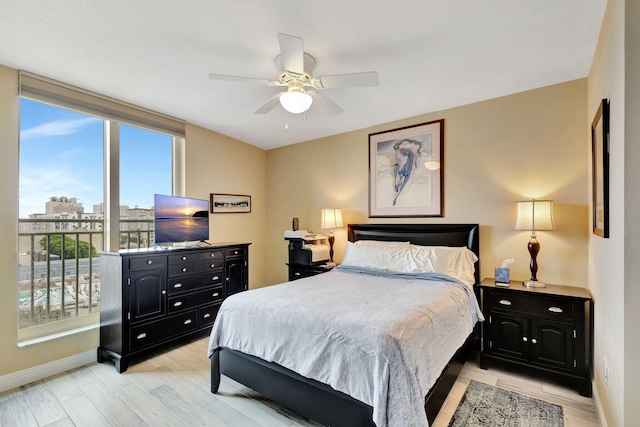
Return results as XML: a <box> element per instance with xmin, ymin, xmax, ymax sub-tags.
<box><xmin>17</xmin><ymin>72</ymin><xmax>184</xmax><ymax>338</ymax></box>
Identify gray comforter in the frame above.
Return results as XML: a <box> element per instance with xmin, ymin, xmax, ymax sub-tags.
<box><xmin>208</xmin><ymin>267</ymin><xmax>483</xmax><ymax>427</ymax></box>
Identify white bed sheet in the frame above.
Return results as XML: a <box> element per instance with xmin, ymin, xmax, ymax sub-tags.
<box><xmin>208</xmin><ymin>268</ymin><xmax>483</xmax><ymax>427</ymax></box>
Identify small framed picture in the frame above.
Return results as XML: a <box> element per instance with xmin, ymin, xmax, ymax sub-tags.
<box><xmin>210</xmin><ymin>193</ymin><xmax>251</xmax><ymax>213</ymax></box>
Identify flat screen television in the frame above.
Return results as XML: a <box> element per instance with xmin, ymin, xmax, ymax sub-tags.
<box><xmin>154</xmin><ymin>194</ymin><xmax>209</xmax><ymax>244</ymax></box>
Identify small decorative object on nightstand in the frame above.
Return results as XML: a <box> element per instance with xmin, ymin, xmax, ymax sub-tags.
<box><xmin>479</xmin><ymin>278</ymin><xmax>593</xmax><ymax>397</ymax></box>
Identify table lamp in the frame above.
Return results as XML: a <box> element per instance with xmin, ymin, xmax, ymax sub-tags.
<box><xmin>320</xmin><ymin>207</ymin><xmax>344</xmax><ymax>265</ymax></box>
<box><xmin>514</xmin><ymin>199</ymin><xmax>555</xmax><ymax>288</ymax></box>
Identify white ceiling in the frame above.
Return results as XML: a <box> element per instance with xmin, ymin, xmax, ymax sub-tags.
<box><xmin>0</xmin><ymin>0</ymin><xmax>606</xmax><ymax>150</ymax></box>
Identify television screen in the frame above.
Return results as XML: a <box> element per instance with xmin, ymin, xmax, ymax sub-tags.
<box><xmin>154</xmin><ymin>194</ymin><xmax>209</xmax><ymax>244</ymax></box>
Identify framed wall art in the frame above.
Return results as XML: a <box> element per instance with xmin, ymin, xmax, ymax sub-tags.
<box><xmin>591</xmin><ymin>98</ymin><xmax>609</xmax><ymax>238</ymax></box>
<box><xmin>368</xmin><ymin>119</ymin><xmax>444</xmax><ymax>217</ymax></box>
<box><xmin>210</xmin><ymin>193</ymin><xmax>252</xmax><ymax>213</ymax></box>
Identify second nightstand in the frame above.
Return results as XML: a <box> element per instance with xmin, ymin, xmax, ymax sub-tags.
<box><xmin>479</xmin><ymin>278</ymin><xmax>593</xmax><ymax>396</ymax></box>
<box><xmin>287</xmin><ymin>263</ymin><xmax>335</xmax><ymax>281</ymax></box>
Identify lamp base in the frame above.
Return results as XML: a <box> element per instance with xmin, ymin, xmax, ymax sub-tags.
<box><xmin>524</xmin><ymin>280</ymin><xmax>546</xmax><ymax>288</ymax></box>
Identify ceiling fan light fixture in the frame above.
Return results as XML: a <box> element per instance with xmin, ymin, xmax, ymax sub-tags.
<box><xmin>280</xmin><ymin>87</ymin><xmax>313</xmax><ymax>114</ymax></box>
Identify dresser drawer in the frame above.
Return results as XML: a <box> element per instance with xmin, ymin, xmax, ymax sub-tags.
<box><xmin>200</xmin><ymin>250</ymin><xmax>224</xmax><ymax>260</ymax></box>
<box><xmin>167</xmin><ymin>273</ymin><xmax>224</xmax><ymax>295</ymax></box>
<box><xmin>129</xmin><ymin>255</ymin><xmax>166</xmax><ymax>271</ymax></box>
<box><xmin>490</xmin><ymin>292</ymin><xmax>574</xmax><ymax>321</ymax></box>
<box><xmin>168</xmin><ymin>261</ymin><xmax>199</xmax><ymax>276</ymax></box>
<box><xmin>198</xmin><ymin>303</ymin><xmax>222</xmax><ymax>328</ymax></box>
<box><xmin>200</xmin><ymin>259</ymin><xmax>224</xmax><ymax>271</ymax></box>
<box><xmin>167</xmin><ymin>286</ymin><xmax>225</xmax><ymax>314</ymax></box>
<box><xmin>168</xmin><ymin>253</ymin><xmax>200</xmax><ymax>264</ymax></box>
<box><xmin>225</xmin><ymin>247</ymin><xmax>246</xmax><ymax>258</ymax></box>
<box><xmin>129</xmin><ymin>311</ymin><xmax>198</xmax><ymax>351</ymax></box>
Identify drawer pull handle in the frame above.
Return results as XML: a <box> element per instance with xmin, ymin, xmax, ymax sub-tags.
<box><xmin>203</xmin><ymin>313</ymin><xmax>211</xmax><ymax>318</ymax></box>
<box><xmin>522</xmin><ymin>337</ymin><xmax>528</xmax><ymax>342</ymax></box>
<box><xmin>181</xmin><ymin>256</ymin><xmax>187</xmax><ymax>261</ymax></box>
<box><xmin>294</xmin><ymin>272</ymin><xmax>301</xmax><ymax>276</ymax></box>
<box><xmin>182</xmin><ymin>267</ymin><xmax>187</xmax><ymax>272</ymax></box>
<box><xmin>137</xmin><ymin>333</ymin><xmax>147</xmax><ymax>340</ymax></box>
<box><xmin>174</xmin><ymin>301</ymin><xmax>183</xmax><ymax>307</ymax></box>
<box><xmin>499</xmin><ymin>299</ymin><xmax>512</xmax><ymax>306</ymax></box>
<box><xmin>162</xmin><ymin>290</ymin><xmax>166</xmax><ymax>295</ymax></box>
<box><xmin>548</xmin><ymin>306</ymin><xmax>564</xmax><ymax>313</ymax></box>
<box><xmin>210</xmin><ymin>263</ymin><xmax>216</xmax><ymax>268</ymax></box>
<box><xmin>213</xmin><ymin>292</ymin><xmax>220</xmax><ymax>297</ymax></box>
<box><xmin>147</xmin><ymin>260</ymin><xmax>153</xmax><ymax>265</ymax></box>
<box><xmin>184</xmin><ymin>319</ymin><xmax>192</xmax><ymax>325</ymax></box>
<box><xmin>210</xmin><ymin>253</ymin><xmax>216</xmax><ymax>257</ymax></box>
<box><xmin>531</xmin><ymin>338</ymin><xmax>538</xmax><ymax>344</ymax></box>
<box><xmin>174</xmin><ymin>283</ymin><xmax>183</xmax><ymax>288</ymax></box>
<box><xmin>234</xmin><ymin>250</ymin><xmax>238</xmax><ymax>254</ymax></box>
<box><xmin>212</xmin><ymin>276</ymin><xmax>220</xmax><ymax>281</ymax></box>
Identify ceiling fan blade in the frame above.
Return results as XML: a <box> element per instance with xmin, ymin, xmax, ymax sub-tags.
<box><xmin>253</xmin><ymin>92</ymin><xmax>283</xmax><ymax>114</ymax></box>
<box><xmin>209</xmin><ymin>73</ymin><xmax>274</xmax><ymax>85</ymax></box>
<box><xmin>277</xmin><ymin>33</ymin><xmax>304</xmax><ymax>74</ymax></box>
<box><xmin>309</xmin><ymin>92</ymin><xmax>343</xmax><ymax>116</ymax></box>
<box><xmin>312</xmin><ymin>71</ymin><xmax>379</xmax><ymax>89</ymax></box>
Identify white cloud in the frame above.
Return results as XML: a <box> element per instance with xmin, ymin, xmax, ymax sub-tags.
<box><xmin>20</xmin><ymin>117</ymin><xmax>100</xmax><ymax>141</ymax></box>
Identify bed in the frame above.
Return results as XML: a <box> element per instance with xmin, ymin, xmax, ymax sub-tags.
<box><xmin>209</xmin><ymin>223</ymin><xmax>481</xmax><ymax>427</ymax></box>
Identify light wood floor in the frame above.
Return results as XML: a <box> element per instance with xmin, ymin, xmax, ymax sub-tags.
<box><xmin>0</xmin><ymin>337</ymin><xmax>600</xmax><ymax>426</ymax></box>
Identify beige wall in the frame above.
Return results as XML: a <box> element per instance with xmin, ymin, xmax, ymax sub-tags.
<box><xmin>266</xmin><ymin>79</ymin><xmax>588</xmax><ymax>289</ymax></box>
<box><xmin>0</xmin><ymin>65</ymin><xmax>268</xmax><ymax>377</ymax></box>
<box><xmin>184</xmin><ymin>123</ymin><xmax>267</xmax><ymax>290</ymax></box>
<box><xmin>587</xmin><ymin>0</ymin><xmax>627</xmax><ymax>425</ymax></box>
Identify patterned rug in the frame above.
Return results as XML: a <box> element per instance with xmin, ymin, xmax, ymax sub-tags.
<box><xmin>448</xmin><ymin>380</ymin><xmax>564</xmax><ymax>427</ymax></box>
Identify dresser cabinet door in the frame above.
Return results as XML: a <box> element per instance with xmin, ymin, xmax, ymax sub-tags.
<box><xmin>128</xmin><ymin>269</ymin><xmax>166</xmax><ymax>323</ymax></box>
<box><xmin>225</xmin><ymin>259</ymin><xmax>246</xmax><ymax>295</ymax></box>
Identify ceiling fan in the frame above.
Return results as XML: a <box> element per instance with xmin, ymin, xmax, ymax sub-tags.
<box><xmin>208</xmin><ymin>33</ymin><xmax>379</xmax><ymax>116</ymax></box>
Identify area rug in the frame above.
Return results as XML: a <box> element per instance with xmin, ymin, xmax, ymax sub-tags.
<box><xmin>448</xmin><ymin>380</ymin><xmax>564</xmax><ymax>427</ymax></box>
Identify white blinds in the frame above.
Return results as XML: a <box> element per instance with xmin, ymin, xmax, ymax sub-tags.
<box><xmin>18</xmin><ymin>70</ymin><xmax>185</xmax><ymax>137</ymax></box>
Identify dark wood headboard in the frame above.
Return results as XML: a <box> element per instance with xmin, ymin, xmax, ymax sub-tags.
<box><xmin>347</xmin><ymin>223</ymin><xmax>480</xmax><ymax>285</ymax></box>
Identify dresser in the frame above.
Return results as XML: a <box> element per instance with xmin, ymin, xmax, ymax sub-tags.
<box><xmin>479</xmin><ymin>278</ymin><xmax>593</xmax><ymax>396</ymax></box>
<box><xmin>98</xmin><ymin>243</ymin><xmax>250</xmax><ymax>372</ymax></box>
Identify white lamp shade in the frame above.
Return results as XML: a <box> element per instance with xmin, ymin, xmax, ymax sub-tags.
<box><xmin>514</xmin><ymin>200</ymin><xmax>555</xmax><ymax>231</ymax></box>
<box><xmin>279</xmin><ymin>88</ymin><xmax>313</xmax><ymax>114</ymax></box>
<box><xmin>321</xmin><ymin>208</ymin><xmax>344</xmax><ymax>229</ymax></box>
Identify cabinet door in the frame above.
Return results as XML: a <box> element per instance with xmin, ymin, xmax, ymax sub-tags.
<box><xmin>490</xmin><ymin>312</ymin><xmax>529</xmax><ymax>361</ymax></box>
<box><xmin>225</xmin><ymin>257</ymin><xmax>247</xmax><ymax>295</ymax></box>
<box><xmin>129</xmin><ymin>269</ymin><xmax>166</xmax><ymax>323</ymax></box>
<box><xmin>530</xmin><ymin>319</ymin><xmax>574</xmax><ymax>371</ymax></box>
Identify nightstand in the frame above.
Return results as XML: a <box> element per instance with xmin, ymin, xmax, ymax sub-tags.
<box><xmin>287</xmin><ymin>263</ymin><xmax>335</xmax><ymax>281</ymax></box>
<box><xmin>479</xmin><ymin>278</ymin><xmax>593</xmax><ymax>396</ymax></box>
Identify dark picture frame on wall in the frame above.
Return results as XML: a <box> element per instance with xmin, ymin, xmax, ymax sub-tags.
<box><xmin>210</xmin><ymin>193</ymin><xmax>252</xmax><ymax>213</ymax></box>
<box><xmin>591</xmin><ymin>98</ymin><xmax>610</xmax><ymax>238</ymax></box>
<box><xmin>368</xmin><ymin>119</ymin><xmax>444</xmax><ymax>217</ymax></box>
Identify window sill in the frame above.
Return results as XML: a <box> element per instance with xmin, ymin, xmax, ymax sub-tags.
<box><xmin>17</xmin><ymin>323</ymin><xmax>98</xmax><ymax>348</ymax></box>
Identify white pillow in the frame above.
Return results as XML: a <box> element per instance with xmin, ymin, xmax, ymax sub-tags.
<box><xmin>354</xmin><ymin>240</ymin><xmax>410</xmax><ymax>247</ymax></box>
<box><xmin>410</xmin><ymin>245</ymin><xmax>478</xmax><ymax>286</ymax></box>
<box><xmin>342</xmin><ymin>241</ymin><xmax>416</xmax><ymax>272</ymax></box>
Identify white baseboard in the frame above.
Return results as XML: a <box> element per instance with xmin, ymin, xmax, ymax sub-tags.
<box><xmin>592</xmin><ymin>380</ymin><xmax>609</xmax><ymax>427</ymax></box>
<box><xmin>0</xmin><ymin>350</ymin><xmax>96</xmax><ymax>393</ymax></box>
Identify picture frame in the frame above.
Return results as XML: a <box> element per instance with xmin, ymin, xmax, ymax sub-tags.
<box><xmin>210</xmin><ymin>193</ymin><xmax>251</xmax><ymax>214</ymax></box>
<box><xmin>368</xmin><ymin>119</ymin><xmax>444</xmax><ymax>217</ymax></box>
<box><xmin>591</xmin><ymin>98</ymin><xmax>610</xmax><ymax>238</ymax></box>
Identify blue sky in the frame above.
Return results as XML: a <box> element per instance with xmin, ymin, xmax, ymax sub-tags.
<box><xmin>19</xmin><ymin>99</ymin><xmax>172</xmax><ymax>217</ymax></box>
